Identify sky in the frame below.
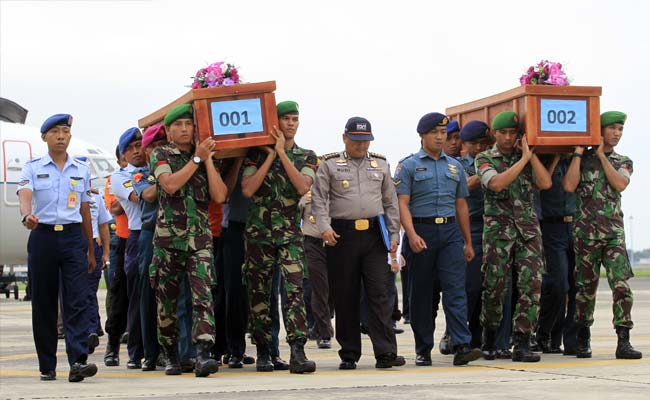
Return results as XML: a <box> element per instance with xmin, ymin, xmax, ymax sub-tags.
<box><xmin>2</xmin><ymin>0</ymin><xmax>649</xmax><ymax>250</ymax></box>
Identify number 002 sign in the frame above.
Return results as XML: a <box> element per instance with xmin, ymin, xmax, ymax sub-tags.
<box><xmin>539</xmin><ymin>99</ymin><xmax>587</xmax><ymax>133</ymax></box>
<box><xmin>210</xmin><ymin>99</ymin><xmax>264</xmax><ymax>135</ymax></box>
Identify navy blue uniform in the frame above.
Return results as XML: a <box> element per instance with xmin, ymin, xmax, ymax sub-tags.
<box><xmin>538</xmin><ymin>157</ymin><xmax>577</xmax><ymax>352</ymax></box>
<box><xmin>112</xmin><ymin>164</ymin><xmax>144</xmax><ymax>363</ymax></box>
<box><xmin>394</xmin><ymin>149</ymin><xmax>472</xmax><ymax>356</ymax></box>
<box><xmin>18</xmin><ymin>154</ymin><xmax>92</xmax><ymax>373</ymax></box>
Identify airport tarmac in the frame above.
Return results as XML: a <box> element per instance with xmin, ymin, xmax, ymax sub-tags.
<box><xmin>1</xmin><ymin>279</ymin><xmax>649</xmax><ymax>399</ymax></box>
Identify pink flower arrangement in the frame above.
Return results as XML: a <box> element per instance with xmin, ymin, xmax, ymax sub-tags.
<box><xmin>520</xmin><ymin>60</ymin><xmax>569</xmax><ymax>86</ymax></box>
<box><xmin>191</xmin><ymin>61</ymin><xmax>241</xmax><ymax>89</ymax></box>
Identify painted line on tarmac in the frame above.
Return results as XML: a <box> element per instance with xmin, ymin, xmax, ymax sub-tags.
<box><xmin>0</xmin><ymin>358</ymin><xmax>646</xmax><ymax>378</ymax></box>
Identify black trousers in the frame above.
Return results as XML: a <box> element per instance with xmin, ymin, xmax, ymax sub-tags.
<box><xmin>105</xmin><ymin>236</ymin><xmax>128</xmax><ymax>346</ymax></box>
<box><xmin>327</xmin><ymin>224</ymin><xmax>396</xmax><ymax>361</ymax></box>
<box><xmin>214</xmin><ymin>222</ymin><xmax>248</xmax><ymax>358</ymax></box>
<box><xmin>304</xmin><ymin>237</ymin><xmax>334</xmax><ymax>339</ymax></box>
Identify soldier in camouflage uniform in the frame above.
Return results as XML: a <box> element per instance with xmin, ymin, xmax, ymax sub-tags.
<box><xmin>476</xmin><ymin>111</ymin><xmax>551</xmax><ymax>362</ymax></box>
<box><xmin>563</xmin><ymin>111</ymin><xmax>642</xmax><ymax>360</ymax></box>
<box><xmin>241</xmin><ymin>101</ymin><xmax>317</xmax><ymax>374</ymax></box>
<box><xmin>149</xmin><ymin>104</ymin><xmax>227</xmax><ymax>377</ymax></box>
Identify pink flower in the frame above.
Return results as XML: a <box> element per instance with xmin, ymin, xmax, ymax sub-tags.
<box><xmin>191</xmin><ymin>81</ymin><xmax>202</xmax><ymax>89</ymax></box>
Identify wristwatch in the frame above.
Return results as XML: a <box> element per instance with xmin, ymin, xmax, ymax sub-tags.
<box><xmin>21</xmin><ymin>214</ymin><xmax>28</xmax><ymax>225</ymax></box>
<box><xmin>192</xmin><ymin>156</ymin><xmax>202</xmax><ymax>165</ymax></box>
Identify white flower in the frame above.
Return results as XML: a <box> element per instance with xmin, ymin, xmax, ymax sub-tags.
<box><xmin>220</xmin><ymin>63</ymin><xmax>228</xmax><ymax>73</ymax></box>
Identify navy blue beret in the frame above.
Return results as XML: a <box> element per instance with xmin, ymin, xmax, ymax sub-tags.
<box><xmin>417</xmin><ymin>112</ymin><xmax>449</xmax><ymax>134</ymax></box>
<box><xmin>460</xmin><ymin>120</ymin><xmax>490</xmax><ymax>141</ymax></box>
<box><xmin>40</xmin><ymin>113</ymin><xmax>73</xmax><ymax>134</ymax></box>
<box><xmin>118</xmin><ymin>127</ymin><xmax>142</xmax><ymax>155</ymax></box>
<box><xmin>446</xmin><ymin>120</ymin><xmax>460</xmax><ymax>135</ymax></box>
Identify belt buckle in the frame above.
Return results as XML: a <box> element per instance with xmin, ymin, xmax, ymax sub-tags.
<box><xmin>564</xmin><ymin>216</ymin><xmax>573</xmax><ymax>223</ymax></box>
<box><xmin>434</xmin><ymin>217</ymin><xmax>445</xmax><ymax>224</ymax></box>
<box><xmin>54</xmin><ymin>224</ymin><xmax>64</xmax><ymax>232</ymax></box>
<box><xmin>354</xmin><ymin>219</ymin><xmax>369</xmax><ymax>231</ymax></box>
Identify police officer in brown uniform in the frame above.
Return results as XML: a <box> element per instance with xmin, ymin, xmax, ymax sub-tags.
<box><xmin>311</xmin><ymin>117</ymin><xmax>404</xmax><ymax>370</ymax></box>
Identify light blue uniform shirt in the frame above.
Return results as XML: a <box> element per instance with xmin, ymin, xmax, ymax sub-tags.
<box><xmin>17</xmin><ymin>153</ymin><xmax>91</xmax><ymax>224</ymax></box>
<box><xmin>458</xmin><ymin>154</ymin><xmax>484</xmax><ymax>217</ymax></box>
<box><xmin>394</xmin><ymin>149</ymin><xmax>468</xmax><ymax>218</ymax></box>
<box><xmin>111</xmin><ymin>164</ymin><xmax>143</xmax><ymax>231</ymax></box>
<box><xmin>89</xmin><ymin>190</ymin><xmax>112</xmax><ymax>238</ymax></box>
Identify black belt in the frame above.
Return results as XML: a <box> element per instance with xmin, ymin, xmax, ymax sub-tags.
<box><xmin>331</xmin><ymin>218</ymin><xmax>377</xmax><ymax>231</ymax></box>
<box><xmin>412</xmin><ymin>216</ymin><xmax>456</xmax><ymax>225</ymax></box>
<box><xmin>470</xmin><ymin>215</ymin><xmax>484</xmax><ymax>223</ymax></box>
<box><xmin>35</xmin><ymin>223</ymin><xmax>81</xmax><ymax>232</ymax></box>
<box><xmin>542</xmin><ymin>215</ymin><xmax>574</xmax><ymax>224</ymax></box>
<box><xmin>304</xmin><ymin>235</ymin><xmax>323</xmax><ymax>245</ymax></box>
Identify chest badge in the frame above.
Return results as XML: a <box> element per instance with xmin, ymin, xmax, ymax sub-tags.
<box><xmin>370</xmin><ymin>159</ymin><xmax>378</xmax><ymax>168</ymax></box>
<box><xmin>342</xmin><ymin>180</ymin><xmax>350</xmax><ymax>189</ymax></box>
<box><xmin>309</xmin><ymin>215</ymin><xmax>316</xmax><ymax>224</ymax></box>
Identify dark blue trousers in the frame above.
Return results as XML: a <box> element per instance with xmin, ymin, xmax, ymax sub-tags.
<box><xmin>86</xmin><ymin>242</ymin><xmax>103</xmax><ymax>336</ymax></box>
<box><xmin>409</xmin><ymin>222</ymin><xmax>471</xmax><ymax>355</ymax></box>
<box><xmin>465</xmin><ymin>222</ymin><xmax>484</xmax><ymax>348</ymax></box>
<box><xmin>138</xmin><ymin>229</ymin><xmax>159</xmax><ymax>362</ymax></box>
<box><xmin>28</xmin><ymin>225</ymin><xmax>89</xmax><ymax>372</ymax></box>
<box><xmin>125</xmin><ymin>230</ymin><xmax>143</xmax><ymax>361</ymax></box>
<box><xmin>539</xmin><ymin>221</ymin><xmax>576</xmax><ymax>349</ymax></box>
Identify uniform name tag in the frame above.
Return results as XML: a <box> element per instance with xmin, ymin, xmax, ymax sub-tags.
<box><xmin>37</xmin><ymin>174</ymin><xmax>49</xmax><ymax>179</ymax></box>
<box><xmin>415</xmin><ymin>167</ymin><xmax>427</xmax><ymax>172</ymax></box>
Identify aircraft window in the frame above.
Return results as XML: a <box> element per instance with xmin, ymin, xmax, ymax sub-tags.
<box><xmin>90</xmin><ymin>157</ymin><xmax>115</xmax><ymax>178</ymax></box>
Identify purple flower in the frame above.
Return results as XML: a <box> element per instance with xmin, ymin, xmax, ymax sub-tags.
<box><xmin>222</xmin><ymin>78</ymin><xmax>235</xmax><ymax>86</ymax></box>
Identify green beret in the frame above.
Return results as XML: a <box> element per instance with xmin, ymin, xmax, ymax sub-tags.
<box><xmin>277</xmin><ymin>100</ymin><xmax>299</xmax><ymax>117</ymax></box>
<box><xmin>601</xmin><ymin>111</ymin><xmax>626</xmax><ymax>127</ymax></box>
<box><xmin>164</xmin><ymin>104</ymin><xmax>193</xmax><ymax>126</ymax></box>
<box><xmin>491</xmin><ymin>111</ymin><xmax>519</xmax><ymax>130</ymax></box>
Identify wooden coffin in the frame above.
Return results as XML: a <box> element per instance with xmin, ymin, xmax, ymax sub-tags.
<box><xmin>138</xmin><ymin>81</ymin><xmax>277</xmax><ymax>158</ymax></box>
<box><xmin>446</xmin><ymin>85</ymin><xmax>602</xmax><ymax>153</ymax></box>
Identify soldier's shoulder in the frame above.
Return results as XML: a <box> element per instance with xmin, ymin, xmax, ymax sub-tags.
<box><xmin>369</xmin><ymin>151</ymin><xmax>386</xmax><ymax>160</ymax></box>
<box><xmin>322</xmin><ymin>152</ymin><xmax>340</xmax><ymax>160</ymax></box>
<box><xmin>25</xmin><ymin>156</ymin><xmax>42</xmax><ymax>165</ymax></box>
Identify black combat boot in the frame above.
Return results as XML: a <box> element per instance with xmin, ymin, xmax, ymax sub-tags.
<box><xmin>163</xmin><ymin>345</ymin><xmax>182</xmax><ymax>375</ymax></box>
<box><xmin>104</xmin><ymin>341</ymin><xmax>120</xmax><ymax>367</ymax></box>
<box><xmin>256</xmin><ymin>344</ymin><xmax>274</xmax><ymax>372</ymax></box>
<box><xmin>194</xmin><ymin>341</ymin><xmax>219</xmax><ymax>377</ymax></box>
<box><xmin>481</xmin><ymin>330</ymin><xmax>497</xmax><ymax>360</ymax></box>
<box><xmin>289</xmin><ymin>341</ymin><xmax>316</xmax><ymax>374</ymax></box>
<box><xmin>615</xmin><ymin>326</ymin><xmax>643</xmax><ymax>359</ymax></box>
<box><xmin>453</xmin><ymin>344</ymin><xmax>482</xmax><ymax>366</ymax></box>
<box><xmin>512</xmin><ymin>333</ymin><xmax>541</xmax><ymax>362</ymax></box>
<box><xmin>576</xmin><ymin>326</ymin><xmax>592</xmax><ymax>358</ymax></box>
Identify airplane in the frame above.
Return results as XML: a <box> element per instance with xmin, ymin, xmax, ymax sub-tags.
<box><xmin>1</xmin><ymin>101</ymin><xmax>117</xmax><ymax>267</ymax></box>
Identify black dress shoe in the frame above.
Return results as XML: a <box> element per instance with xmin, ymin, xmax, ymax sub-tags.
<box><xmin>496</xmin><ymin>348</ymin><xmax>513</xmax><ymax>359</ymax></box>
<box><xmin>317</xmin><ymin>338</ymin><xmax>332</xmax><ymax>349</ymax></box>
<box><xmin>242</xmin><ymin>354</ymin><xmax>255</xmax><ymax>364</ymax></box>
<box><xmin>339</xmin><ymin>360</ymin><xmax>357</xmax><ymax>370</ymax></box>
<box><xmin>415</xmin><ymin>354</ymin><xmax>432</xmax><ymax>366</ymax></box>
<box><xmin>126</xmin><ymin>359</ymin><xmax>142</xmax><ymax>369</ymax></box>
<box><xmin>68</xmin><ymin>362</ymin><xmax>97</xmax><ymax>382</ymax></box>
<box><xmin>40</xmin><ymin>370</ymin><xmax>56</xmax><ymax>381</ymax></box>
<box><xmin>142</xmin><ymin>359</ymin><xmax>156</xmax><ymax>371</ymax></box>
<box><xmin>88</xmin><ymin>333</ymin><xmax>99</xmax><ymax>355</ymax></box>
<box><xmin>272</xmin><ymin>355</ymin><xmax>290</xmax><ymax>370</ymax></box>
<box><xmin>104</xmin><ymin>343</ymin><xmax>119</xmax><ymax>367</ymax></box>
<box><xmin>546</xmin><ymin>346</ymin><xmax>563</xmax><ymax>354</ymax></box>
<box><xmin>563</xmin><ymin>348</ymin><xmax>577</xmax><ymax>356</ymax></box>
<box><xmin>181</xmin><ymin>358</ymin><xmax>195</xmax><ymax>373</ymax></box>
<box><xmin>228</xmin><ymin>355</ymin><xmax>244</xmax><ymax>368</ymax></box>
<box><xmin>393</xmin><ymin>326</ymin><xmax>405</xmax><ymax>334</ymax></box>
<box><xmin>375</xmin><ymin>353</ymin><xmax>406</xmax><ymax>369</ymax></box>
<box><xmin>453</xmin><ymin>345</ymin><xmax>482</xmax><ymax>366</ymax></box>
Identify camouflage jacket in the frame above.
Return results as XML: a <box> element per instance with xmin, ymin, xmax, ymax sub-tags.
<box><xmin>475</xmin><ymin>145</ymin><xmax>540</xmax><ymax>241</ymax></box>
<box><xmin>574</xmin><ymin>149</ymin><xmax>633</xmax><ymax>240</ymax></box>
<box><xmin>150</xmin><ymin>143</ymin><xmax>212</xmax><ymax>252</ymax></box>
<box><xmin>243</xmin><ymin>145</ymin><xmax>317</xmax><ymax>245</ymax></box>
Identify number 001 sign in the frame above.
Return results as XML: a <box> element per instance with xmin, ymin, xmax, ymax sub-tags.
<box><xmin>210</xmin><ymin>99</ymin><xmax>264</xmax><ymax>135</ymax></box>
<box><xmin>540</xmin><ymin>99</ymin><xmax>587</xmax><ymax>133</ymax></box>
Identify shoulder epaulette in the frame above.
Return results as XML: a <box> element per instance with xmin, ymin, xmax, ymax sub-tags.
<box><xmin>25</xmin><ymin>157</ymin><xmax>42</xmax><ymax>164</ymax></box>
<box><xmin>322</xmin><ymin>152</ymin><xmax>339</xmax><ymax>160</ymax></box>
<box><xmin>398</xmin><ymin>153</ymin><xmax>414</xmax><ymax>163</ymax></box>
<box><xmin>369</xmin><ymin>152</ymin><xmax>386</xmax><ymax>160</ymax></box>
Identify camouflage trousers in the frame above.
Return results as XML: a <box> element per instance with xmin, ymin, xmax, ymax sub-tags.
<box><xmin>244</xmin><ymin>240</ymin><xmax>308</xmax><ymax>346</ymax></box>
<box><xmin>480</xmin><ymin>232</ymin><xmax>544</xmax><ymax>335</ymax></box>
<box><xmin>151</xmin><ymin>246</ymin><xmax>215</xmax><ymax>347</ymax></box>
<box><xmin>574</xmin><ymin>237</ymin><xmax>633</xmax><ymax>328</ymax></box>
